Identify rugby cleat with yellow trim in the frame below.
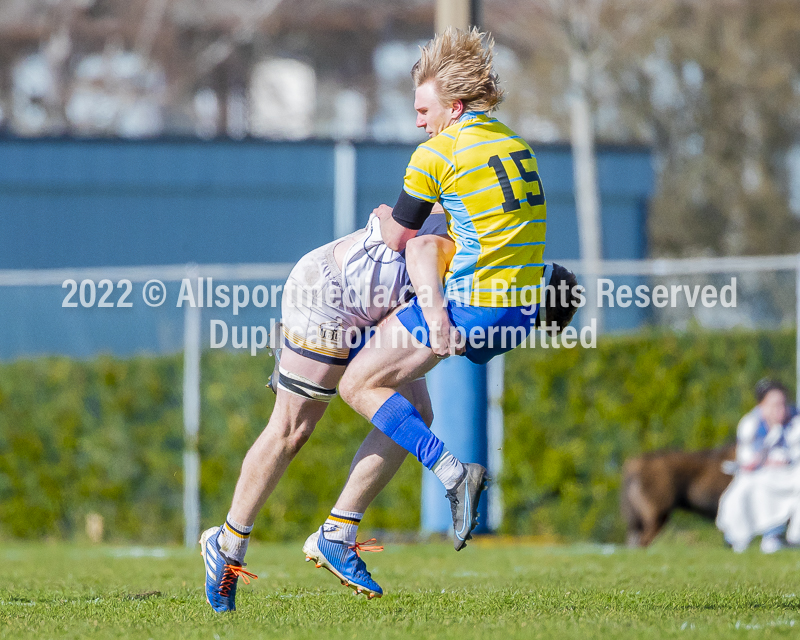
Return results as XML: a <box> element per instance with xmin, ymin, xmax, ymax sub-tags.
<box><xmin>302</xmin><ymin>527</ymin><xmax>383</xmax><ymax>599</ymax></box>
<box><xmin>200</xmin><ymin>526</ymin><xmax>257</xmax><ymax>612</ymax></box>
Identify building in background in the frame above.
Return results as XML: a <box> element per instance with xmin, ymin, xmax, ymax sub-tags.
<box><xmin>0</xmin><ymin>1</ymin><xmax>797</xmax><ymax>262</ymax></box>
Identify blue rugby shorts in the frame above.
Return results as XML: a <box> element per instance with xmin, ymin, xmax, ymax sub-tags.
<box><xmin>396</xmin><ymin>297</ymin><xmax>540</xmax><ymax>365</ymax></box>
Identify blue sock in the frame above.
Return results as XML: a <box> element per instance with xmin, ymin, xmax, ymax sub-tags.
<box><xmin>371</xmin><ymin>393</ymin><xmax>444</xmax><ymax>469</ymax></box>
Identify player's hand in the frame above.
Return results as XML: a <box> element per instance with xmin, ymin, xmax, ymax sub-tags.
<box><xmin>427</xmin><ymin>309</ymin><xmax>451</xmax><ymax>358</ymax></box>
<box><xmin>372</xmin><ymin>204</ymin><xmax>393</xmax><ymax>221</ymax></box>
<box><xmin>450</xmin><ymin>326</ymin><xmax>467</xmax><ymax>356</ymax></box>
<box><xmin>427</xmin><ymin>309</ymin><xmax>465</xmax><ymax>358</ymax></box>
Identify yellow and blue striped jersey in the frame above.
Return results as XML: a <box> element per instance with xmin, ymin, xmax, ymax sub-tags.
<box><xmin>403</xmin><ymin>112</ymin><xmax>546</xmax><ymax>307</ymax></box>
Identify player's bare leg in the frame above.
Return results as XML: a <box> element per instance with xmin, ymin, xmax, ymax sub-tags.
<box><xmin>302</xmin><ymin>378</ymin><xmax>433</xmax><ymax>599</ymax></box>
<box><xmin>303</xmin><ymin>318</ymin><xmax>483</xmax><ymax>603</ymax></box>
<box><xmin>339</xmin><ymin>314</ymin><xmax>439</xmax><ymax>418</ymax></box>
<box><xmin>201</xmin><ymin>348</ymin><xmax>344</xmax><ymax>612</ymax></box>
<box><xmin>334</xmin><ymin>378</ymin><xmax>433</xmax><ymax>513</ymax></box>
<box><xmin>338</xmin><ymin>314</ymin><xmax>486</xmax><ymax>551</ymax></box>
<box><xmin>228</xmin><ymin>348</ymin><xmax>345</xmax><ymax>525</ymax></box>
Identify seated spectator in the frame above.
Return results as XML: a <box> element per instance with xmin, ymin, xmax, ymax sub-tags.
<box><xmin>716</xmin><ymin>379</ymin><xmax>800</xmax><ymax>553</ymax></box>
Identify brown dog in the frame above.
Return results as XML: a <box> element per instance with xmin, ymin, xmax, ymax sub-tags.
<box><xmin>621</xmin><ymin>444</ymin><xmax>736</xmax><ymax>546</ymax></box>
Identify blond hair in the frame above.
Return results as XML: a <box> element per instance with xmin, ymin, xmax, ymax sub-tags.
<box><xmin>411</xmin><ymin>27</ymin><xmax>504</xmax><ymax>113</ymax></box>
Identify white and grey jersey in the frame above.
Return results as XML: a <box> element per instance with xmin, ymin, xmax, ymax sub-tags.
<box><xmin>339</xmin><ymin>216</ymin><xmax>408</xmax><ymax>324</ymax></box>
<box><xmin>281</xmin><ymin>213</ymin><xmax>447</xmax><ymax>365</ymax></box>
<box><xmin>339</xmin><ymin>213</ymin><xmax>447</xmax><ymax>324</ymax></box>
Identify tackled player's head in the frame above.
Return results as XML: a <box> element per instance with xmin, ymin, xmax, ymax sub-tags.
<box><xmin>534</xmin><ymin>264</ymin><xmax>582</xmax><ymax>336</ymax></box>
<box><xmin>411</xmin><ymin>27</ymin><xmax>504</xmax><ymax>136</ymax></box>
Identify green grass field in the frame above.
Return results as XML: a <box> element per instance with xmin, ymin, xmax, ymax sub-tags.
<box><xmin>3</xmin><ymin>529</ymin><xmax>800</xmax><ymax>639</ymax></box>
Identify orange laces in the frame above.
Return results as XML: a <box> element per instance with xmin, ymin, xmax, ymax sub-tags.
<box><xmin>219</xmin><ymin>564</ymin><xmax>258</xmax><ymax>596</ymax></box>
<box><xmin>349</xmin><ymin>538</ymin><xmax>384</xmax><ymax>557</ymax></box>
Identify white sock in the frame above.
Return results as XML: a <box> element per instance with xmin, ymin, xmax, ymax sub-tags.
<box><xmin>217</xmin><ymin>514</ymin><xmax>253</xmax><ymax>564</ymax></box>
<box><xmin>433</xmin><ymin>450</ymin><xmax>465</xmax><ymax>490</ymax></box>
<box><xmin>322</xmin><ymin>508</ymin><xmax>363</xmax><ymax>546</ymax></box>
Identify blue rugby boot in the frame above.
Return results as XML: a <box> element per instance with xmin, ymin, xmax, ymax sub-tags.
<box><xmin>302</xmin><ymin>527</ymin><xmax>383</xmax><ymax>599</ymax></box>
<box><xmin>446</xmin><ymin>463</ymin><xmax>489</xmax><ymax>551</ymax></box>
<box><xmin>200</xmin><ymin>526</ymin><xmax>258</xmax><ymax>612</ymax></box>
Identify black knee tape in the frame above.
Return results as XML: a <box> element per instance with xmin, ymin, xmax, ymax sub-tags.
<box><xmin>276</xmin><ymin>367</ymin><xmax>337</xmax><ymax>403</ymax></box>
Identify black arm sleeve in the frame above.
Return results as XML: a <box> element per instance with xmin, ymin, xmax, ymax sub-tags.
<box><xmin>392</xmin><ymin>190</ymin><xmax>435</xmax><ymax>231</ymax></box>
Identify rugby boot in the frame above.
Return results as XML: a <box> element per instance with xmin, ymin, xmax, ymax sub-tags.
<box><xmin>200</xmin><ymin>526</ymin><xmax>257</xmax><ymax>612</ymax></box>
<box><xmin>445</xmin><ymin>463</ymin><xmax>488</xmax><ymax>551</ymax></box>
<box><xmin>302</xmin><ymin>527</ymin><xmax>383</xmax><ymax>599</ymax></box>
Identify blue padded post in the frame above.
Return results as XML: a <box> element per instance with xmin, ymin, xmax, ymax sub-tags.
<box><xmin>422</xmin><ymin>356</ymin><xmax>489</xmax><ymax>534</ymax></box>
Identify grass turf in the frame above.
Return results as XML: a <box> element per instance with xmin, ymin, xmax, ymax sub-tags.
<box><xmin>2</xmin><ymin>532</ymin><xmax>800</xmax><ymax>639</ymax></box>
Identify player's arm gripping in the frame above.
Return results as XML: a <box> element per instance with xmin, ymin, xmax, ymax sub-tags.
<box><xmin>404</xmin><ymin>234</ymin><xmax>461</xmax><ymax>357</ymax></box>
<box><xmin>373</xmin><ymin>204</ymin><xmax>419</xmax><ymax>252</ymax></box>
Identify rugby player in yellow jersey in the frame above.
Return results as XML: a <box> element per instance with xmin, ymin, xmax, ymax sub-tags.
<box><xmin>303</xmin><ymin>27</ymin><xmax>578</xmax><ymax>595</ymax></box>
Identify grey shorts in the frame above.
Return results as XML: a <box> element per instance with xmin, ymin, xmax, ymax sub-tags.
<box><xmin>281</xmin><ymin>241</ymin><xmax>367</xmax><ymax>366</ymax></box>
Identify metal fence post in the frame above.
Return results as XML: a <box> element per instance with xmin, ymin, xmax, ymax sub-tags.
<box><xmin>334</xmin><ymin>141</ymin><xmax>357</xmax><ymax>239</ymax></box>
<box><xmin>183</xmin><ymin>266</ymin><xmax>201</xmax><ymax>547</ymax></box>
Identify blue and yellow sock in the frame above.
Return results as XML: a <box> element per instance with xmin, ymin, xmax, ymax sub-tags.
<box><xmin>217</xmin><ymin>514</ymin><xmax>253</xmax><ymax>563</ymax></box>
<box><xmin>323</xmin><ymin>509</ymin><xmax>363</xmax><ymax>546</ymax></box>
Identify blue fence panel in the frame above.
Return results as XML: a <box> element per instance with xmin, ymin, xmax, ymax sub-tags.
<box><xmin>0</xmin><ymin>139</ymin><xmax>335</xmax><ymax>269</ymax></box>
<box><xmin>354</xmin><ymin>142</ymin><xmax>415</xmax><ymax>228</ymax></box>
<box><xmin>0</xmin><ymin>280</ymin><xmax>285</xmax><ymax>360</ymax></box>
<box><xmin>0</xmin><ymin>138</ymin><xmax>652</xmax><ymax>359</ymax></box>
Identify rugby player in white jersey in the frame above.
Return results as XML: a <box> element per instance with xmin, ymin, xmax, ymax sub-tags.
<box><xmin>200</xmin><ymin>208</ymin><xmax>451</xmax><ymax>611</ymax></box>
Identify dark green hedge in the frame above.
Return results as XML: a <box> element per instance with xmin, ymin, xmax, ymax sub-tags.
<box><xmin>0</xmin><ymin>330</ymin><xmax>794</xmax><ymax>542</ymax></box>
<box><xmin>0</xmin><ymin>351</ymin><xmax>419</xmax><ymax>542</ymax></box>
